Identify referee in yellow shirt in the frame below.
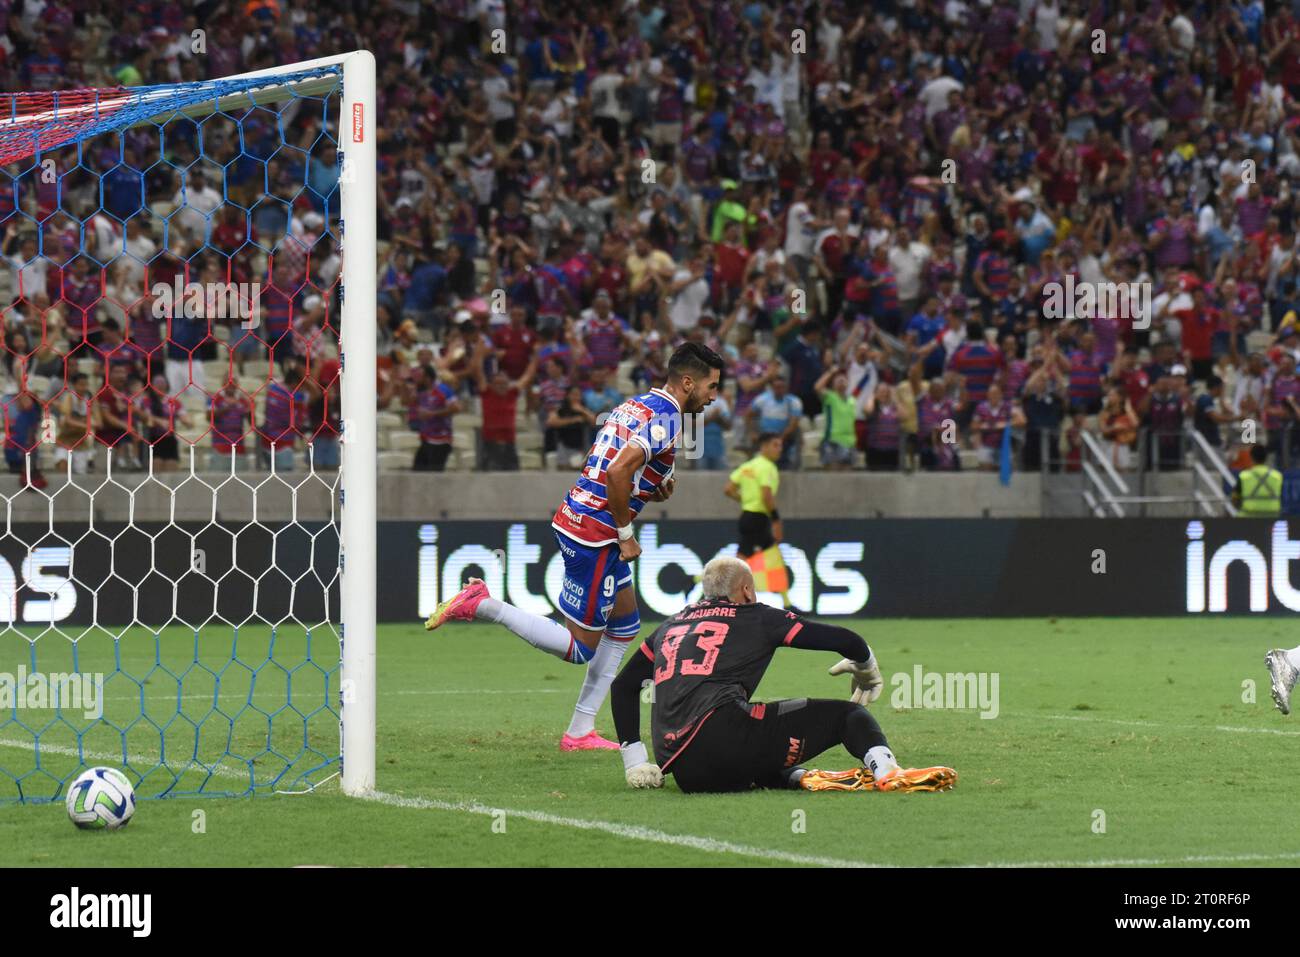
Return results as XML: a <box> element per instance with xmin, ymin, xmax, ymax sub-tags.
<box><xmin>725</xmin><ymin>431</ymin><xmax>784</xmax><ymax>558</ymax></box>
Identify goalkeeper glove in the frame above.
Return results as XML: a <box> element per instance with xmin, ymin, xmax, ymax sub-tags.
<box><xmin>829</xmin><ymin>653</ymin><xmax>884</xmax><ymax>706</ymax></box>
<box><xmin>620</xmin><ymin>741</ymin><xmax>663</xmax><ymax>789</ymax></box>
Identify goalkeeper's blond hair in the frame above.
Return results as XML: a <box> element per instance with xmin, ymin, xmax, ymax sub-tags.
<box><xmin>700</xmin><ymin>556</ymin><xmax>752</xmax><ymax>601</ymax></box>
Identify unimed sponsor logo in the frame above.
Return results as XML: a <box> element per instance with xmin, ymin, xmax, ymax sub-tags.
<box><xmin>49</xmin><ymin>887</ymin><xmax>151</xmax><ymax>937</ymax></box>
<box><xmin>1185</xmin><ymin>520</ymin><xmax>1300</xmax><ymax>612</ymax></box>
<box><xmin>352</xmin><ymin>102</ymin><xmax>365</xmax><ymax>142</ymax></box>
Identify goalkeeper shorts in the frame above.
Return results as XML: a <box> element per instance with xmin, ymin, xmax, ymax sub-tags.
<box><xmin>666</xmin><ymin>698</ymin><xmax>872</xmax><ymax>794</ymax></box>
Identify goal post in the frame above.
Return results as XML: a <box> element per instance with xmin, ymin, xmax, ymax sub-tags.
<box><xmin>338</xmin><ymin>50</ymin><xmax>377</xmax><ymax>798</ymax></box>
<box><xmin>0</xmin><ymin>51</ymin><xmax>377</xmax><ymax>803</ymax></box>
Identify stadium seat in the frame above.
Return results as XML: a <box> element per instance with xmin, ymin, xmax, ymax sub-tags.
<box><xmin>377</xmin><ymin>451</ymin><xmax>409</xmax><ymax>472</ymax></box>
<box><xmin>387</xmin><ymin>432</ymin><xmax>420</xmax><ymax>453</ymax></box>
<box><xmin>243</xmin><ymin>359</ymin><xmax>270</xmax><ymax>380</ymax></box>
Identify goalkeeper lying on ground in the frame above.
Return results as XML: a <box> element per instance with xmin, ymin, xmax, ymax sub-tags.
<box><xmin>610</xmin><ymin>556</ymin><xmax>957</xmax><ymax>793</ymax></box>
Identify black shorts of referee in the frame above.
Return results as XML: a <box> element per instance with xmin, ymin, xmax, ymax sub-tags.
<box><xmin>737</xmin><ymin>510</ymin><xmax>775</xmax><ymax>556</ymax></box>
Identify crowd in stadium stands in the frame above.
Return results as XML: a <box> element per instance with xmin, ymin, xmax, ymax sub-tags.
<box><xmin>7</xmin><ymin>0</ymin><xmax>1300</xmax><ymax>479</ymax></box>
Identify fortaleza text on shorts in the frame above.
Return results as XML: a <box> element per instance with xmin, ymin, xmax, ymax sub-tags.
<box><xmin>0</xmin><ymin>666</ymin><xmax>103</xmax><ymax>719</ymax></box>
<box><xmin>889</xmin><ymin>666</ymin><xmax>999</xmax><ymax>719</ymax></box>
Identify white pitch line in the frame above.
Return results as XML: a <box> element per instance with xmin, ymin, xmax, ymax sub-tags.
<box><xmin>1041</xmin><ymin>713</ymin><xmax>1300</xmax><ymax>737</ymax></box>
<box><xmin>0</xmin><ymin>736</ymin><xmax>249</xmax><ymax>782</ymax></box>
<box><xmin>362</xmin><ymin>789</ymin><xmax>1300</xmax><ymax>869</ymax></box>
<box><xmin>7</xmin><ymin>742</ymin><xmax>1299</xmax><ymax>869</ymax></box>
<box><xmin>362</xmin><ymin>789</ymin><xmax>878</xmax><ymax>868</ymax></box>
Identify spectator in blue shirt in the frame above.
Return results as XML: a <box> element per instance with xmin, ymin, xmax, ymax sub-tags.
<box><xmin>404</xmin><ymin>254</ymin><xmax>448</xmax><ymax>332</ymax></box>
<box><xmin>747</xmin><ymin>375</ymin><xmax>804</xmax><ymax>469</ymax></box>
<box><xmin>906</xmin><ymin>296</ymin><xmax>947</xmax><ymax>378</ymax></box>
<box><xmin>778</xmin><ymin>319</ymin><xmax>825</xmax><ymax>420</ymax></box>
<box><xmin>1015</xmin><ymin>200</ymin><xmax>1056</xmax><ymax>266</ymax></box>
<box><xmin>696</xmin><ymin>393</ymin><xmax>731</xmax><ymax>470</ymax></box>
<box><xmin>581</xmin><ymin>367</ymin><xmax>623</xmax><ymax>442</ymax></box>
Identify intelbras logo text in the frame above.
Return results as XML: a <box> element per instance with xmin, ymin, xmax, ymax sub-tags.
<box><xmin>417</xmin><ymin>523</ymin><xmax>869</xmax><ymax>617</ymax></box>
<box><xmin>1186</xmin><ymin>520</ymin><xmax>1300</xmax><ymax>612</ymax></box>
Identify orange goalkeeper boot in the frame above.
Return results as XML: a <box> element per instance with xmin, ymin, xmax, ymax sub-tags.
<box><xmin>871</xmin><ymin>766</ymin><xmax>958</xmax><ymax>792</ymax></box>
<box><xmin>798</xmin><ymin>768</ymin><xmax>874</xmax><ymax>791</ymax></box>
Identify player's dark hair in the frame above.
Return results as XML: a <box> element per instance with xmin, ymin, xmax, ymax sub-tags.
<box><xmin>668</xmin><ymin>341</ymin><xmax>725</xmax><ymax>385</ymax></box>
<box><xmin>1251</xmin><ymin>444</ymin><xmax>1270</xmax><ymax>465</ymax></box>
<box><xmin>757</xmin><ymin>431</ymin><xmax>782</xmax><ymax>448</ymax></box>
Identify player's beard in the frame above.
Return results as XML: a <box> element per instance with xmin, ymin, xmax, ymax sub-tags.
<box><xmin>684</xmin><ymin>388</ymin><xmax>712</xmax><ymax>414</ymax></box>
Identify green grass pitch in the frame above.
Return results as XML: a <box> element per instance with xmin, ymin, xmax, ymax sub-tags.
<box><xmin>0</xmin><ymin>616</ymin><xmax>1295</xmax><ymax>867</ymax></box>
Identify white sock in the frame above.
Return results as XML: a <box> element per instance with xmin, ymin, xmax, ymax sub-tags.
<box><xmin>866</xmin><ymin>746</ymin><xmax>898</xmax><ymax>779</ymax></box>
<box><xmin>476</xmin><ymin>598</ymin><xmax>580</xmax><ymax>662</ymax></box>
<box><xmin>1286</xmin><ymin>646</ymin><xmax>1300</xmax><ymax>672</ymax></box>
<box><xmin>566</xmin><ymin>636</ymin><xmax>629</xmax><ymax>737</ymax></box>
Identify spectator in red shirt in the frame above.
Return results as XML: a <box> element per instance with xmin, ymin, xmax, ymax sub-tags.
<box><xmin>472</xmin><ymin>338</ymin><xmax>537</xmax><ymax>471</ymax></box>
<box><xmin>713</xmin><ymin>220</ymin><xmax>750</xmax><ymax>310</ymax></box>
<box><xmin>1111</xmin><ymin>346</ymin><xmax>1151</xmax><ymax>411</ymax></box>
<box><xmin>1177</xmin><ymin>287</ymin><xmax>1218</xmax><ymax>382</ymax></box>
<box><xmin>492</xmin><ymin>304</ymin><xmax>538</xmax><ymax>379</ymax></box>
<box><xmin>808</xmin><ymin>130</ymin><xmax>841</xmax><ymax>193</ymax></box>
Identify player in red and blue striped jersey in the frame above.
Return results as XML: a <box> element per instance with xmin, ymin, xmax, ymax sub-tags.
<box><xmin>426</xmin><ymin>342</ymin><xmax>725</xmax><ymax>751</ymax></box>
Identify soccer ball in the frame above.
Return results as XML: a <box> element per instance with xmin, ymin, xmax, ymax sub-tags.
<box><xmin>65</xmin><ymin>767</ymin><xmax>136</xmax><ymax>830</ymax></box>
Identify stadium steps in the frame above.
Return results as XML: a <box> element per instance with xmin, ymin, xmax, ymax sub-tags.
<box><xmin>238</xmin><ymin>375</ymin><xmax>265</xmax><ymax>395</ymax></box>
<box><xmin>243</xmin><ymin>359</ymin><xmax>270</xmax><ymax>380</ymax></box>
<box><xmin>378</xmin><ymin>451</ymin><xmax>409</xmax><ymax>471</ymax></box>
<box><xmin>387</xmin><ymin>432</ymin><xmax>421</xmax><ymax>453</ymax></box>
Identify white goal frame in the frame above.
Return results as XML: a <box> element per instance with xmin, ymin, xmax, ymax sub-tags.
<box><xmin>166</xmin><ymin>51</ymin><xmax>379</xmax><ymax>796</ymax></box>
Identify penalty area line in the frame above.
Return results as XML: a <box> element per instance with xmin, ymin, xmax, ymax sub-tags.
<box><xmin>361</xmin><ymin>789</ymin><xmax>877</xmax><ymax>868</ymax></box>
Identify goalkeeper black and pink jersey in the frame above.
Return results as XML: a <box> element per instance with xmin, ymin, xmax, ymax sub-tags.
<box><xmin>639</xmin><ymin>599</ymin><xmax>804</xmax><ymax>770</ymax></box>
<box><xmin>551</xmin><ymin>388</ymin><xmax>679</xmax><ymax>547</ymax></box>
